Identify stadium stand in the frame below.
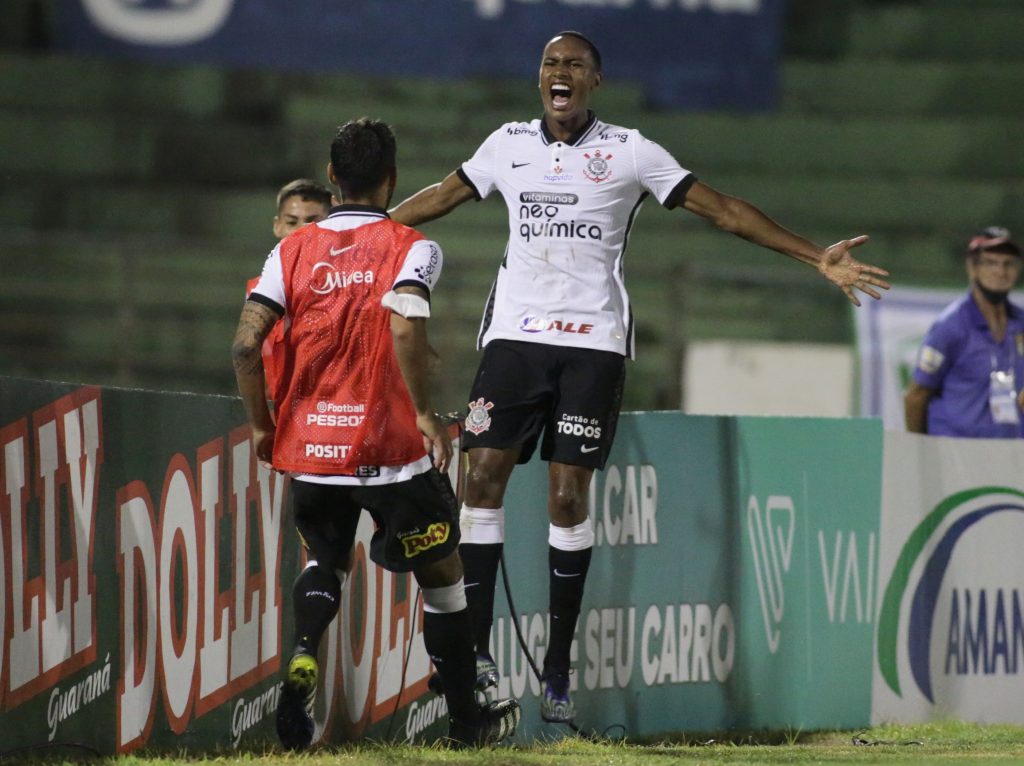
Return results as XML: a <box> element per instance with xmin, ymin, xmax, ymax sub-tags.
<box><xmin>1</xmin><ymin>0</ymin><xmax>1022</xmax><ymax>409</ymax></box>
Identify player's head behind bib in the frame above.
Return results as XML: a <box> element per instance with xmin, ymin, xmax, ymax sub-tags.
<box><xmin>328</xmin><ymin>118</ymin><xmax>397</xmax><ymax>207</ymax></box>
<box><xmin>272</xmin><ymin>178</ymin><xmax>332</xmax><ymax>239</ymax></box>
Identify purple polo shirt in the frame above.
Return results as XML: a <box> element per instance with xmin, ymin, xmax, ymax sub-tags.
<box><xmin>913</xmin><ymin>291</ymin><xmax>1024</xmax><ymax>438</ymax></box>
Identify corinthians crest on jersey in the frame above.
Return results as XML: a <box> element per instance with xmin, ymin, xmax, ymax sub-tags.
<box><xmin>465</xmin><ymin>397</ymin><xmax>494</xmax><ymax>435</ymax></box>
<box><xmin>582</xmin><ymin>149</ymin><xmax>613</xmax><ymax>183</ymax></box>
<box><xmin>457</xmin><ymin>112</ymin><xmax>695</xmax><ymax>360</ymax></box>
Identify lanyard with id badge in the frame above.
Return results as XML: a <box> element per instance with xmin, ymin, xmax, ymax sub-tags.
<box><xmin>990</xmin><ymin>348</ymin><xmax>1020</xmax><ymax>425</ymax></box>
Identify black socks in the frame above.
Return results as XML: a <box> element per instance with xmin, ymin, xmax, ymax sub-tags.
<box><xmin>544</xmin><ymin>545</ymin><xmax>592</xmax><ymax>675</ymax></box>
<box><xmin>291</xmin><ymin>564</ymin><xmax>341</xmax><ymax>655</ymax></box>
<box><xmin>423</xmin><ymin>608</ymin><xmax>479</xmax><ymax>725</ymax></box>
<box><xmin>459</xmin><ymin>542</ymin><xmax>503</xmax><ymax>656</ymax></box>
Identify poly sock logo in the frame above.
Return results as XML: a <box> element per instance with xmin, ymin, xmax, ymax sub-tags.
<box><xmin>746</xmin><ymin>495</ymin><xmax>794</xmax><ymax>654</ymax></box>
<box><xmin>877</xmin><ymin>486</ymin><xmax>1024</xmax><ymax>702</ymax></box>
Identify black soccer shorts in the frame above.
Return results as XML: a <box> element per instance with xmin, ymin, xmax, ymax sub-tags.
<box><xmin>462</xmin><ymin>339</ymin><xmax>625</xmax><ymax>469</ymax></box>
<box><xmin>290</xmin><ymin>468</ymin><xmax>460</xmax><ymax>574</ymax></box>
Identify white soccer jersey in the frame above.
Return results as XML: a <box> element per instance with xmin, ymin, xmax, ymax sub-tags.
<box><xmin>459</xmin><ymin>113</ymin><xmax>695</xmax><ymax>358</ymax></box>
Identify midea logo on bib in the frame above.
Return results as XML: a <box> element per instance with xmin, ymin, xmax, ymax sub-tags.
<box><xmin>309</xmin><ymin>263</ymin><xmax>375</xmax><ymax>294</ymax></box>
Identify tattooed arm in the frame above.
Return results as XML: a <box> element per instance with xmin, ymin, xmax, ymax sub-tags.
<box><xmin>232</xmin><ymin>300</ymin><xmax>279</xmax><ymax>465</ymax></box>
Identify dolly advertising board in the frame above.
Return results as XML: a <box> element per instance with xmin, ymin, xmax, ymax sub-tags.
<box><xmin>0</xmin><ymin>376</ymin><xmax>888</xmax><ymax>754</ymax></box>
<box><xmin>0</xmin><ymin>377</ymin><xmax>442</xmax><ymax>753</ymax></box>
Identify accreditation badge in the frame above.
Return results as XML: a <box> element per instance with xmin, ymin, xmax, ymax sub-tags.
<box><xmin>989</xmin><ymin>369</ymin><xmax>1020</xmax><ymax>425</ymax></box>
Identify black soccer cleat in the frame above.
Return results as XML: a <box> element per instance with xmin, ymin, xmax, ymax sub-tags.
<box><xmin>539</xmin><ymin>670</ymin><xmax>575</xmax><ymax>723</ymax></box>
<box><xmin>475</xmin><ymin>652</ymin><xmax>500</xmax><ymax>690</ymax></box>
<box><xmin>275</xmin><ymin>651</ymin><xmax>318</xmax><ymax>750</ymax></box>
<box><xmin>428</xmin><ymin>652</ymin><xmax>501</xmax><ymax>697</ymax></box>
<box><xmin>446</xmin><ymin>698</ymin><xmax>521</xmax><ymax>748</ymax></box>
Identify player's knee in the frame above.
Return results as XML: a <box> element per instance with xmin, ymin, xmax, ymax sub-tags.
<box><xmin>548</xmin><ymin>486</ymin><xmax>589</xmax><ymax>524</ymax></box>
<box><xmin>465</xmin><ymin>464</ymin><xmax>508</xmax><ymax>506</ymax></box>
<box><xmin>414</xmin><ymin>550</ymin><xmax>464</xmax><ymax>589</ymax></box>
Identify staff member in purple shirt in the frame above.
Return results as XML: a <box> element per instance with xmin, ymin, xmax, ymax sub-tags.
<box><xmin>905</xmin><ymin>227</ymin><xmax>1024</xmax><ymax>437</ymax></box>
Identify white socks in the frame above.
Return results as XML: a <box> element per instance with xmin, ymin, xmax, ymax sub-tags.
<box><xmin>422</xmin><ymin>578</ymin><xmax>468</xmax><ymax>614</ymax></box>
<box><xmin>459</xmin><ymin>504</ymin><xmax>505</xmax><ymax>544</ymax></box>
<box><xmin>548</xmin><ymin>519</ymin><xmax>594</xmax><ymax>551</ymax></box>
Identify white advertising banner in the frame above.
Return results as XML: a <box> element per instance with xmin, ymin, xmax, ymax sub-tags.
<box><xmin>873</xmin><ymin>431</ymin><xmax>1024</xmax><ymax>723</ymax></box>
<box><xmin>683</xmin><ymin>341</ymin><xmax>854</xmax><ymax>416</ymax></box>
<box><xmin>854</xmin><ymin>286</ymin><xmax>961</xmax><ymax>431</ymax></box>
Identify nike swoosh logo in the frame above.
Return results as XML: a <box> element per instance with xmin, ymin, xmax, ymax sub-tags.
<box><xmin>464</xmin><ymin>582</ymin><xmax>480</xmax><ymax>589</ymax></box>
<box><xmin>580</xmin><ymin>445</ymin><xmax>599</xmax><ymax>453</ymax></box>
<box><xmin>330</xmin><ymin>244</ymin><xmax>357</xmax><ymax>256</ymax></box>
<box><xmin>512</xmin><ymin>162</ymin><xmax>530</xmax><ymax>169</ymax></box>
<box><xmin>553</xmin><ymin>569</ymin><xmax>581</xmax><ymax>578</ymax></box>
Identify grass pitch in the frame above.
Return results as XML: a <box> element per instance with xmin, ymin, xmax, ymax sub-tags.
<box><xmin>11</xmin><ymin>722</ymin><xmax>1024</xmax><ymax>765</ymax></box>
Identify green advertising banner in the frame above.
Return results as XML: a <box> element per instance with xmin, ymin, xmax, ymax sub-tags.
<box><xmin>0</xmin><ymin>378</ymin><xmax>885</xmax><ymax>755</ymax></box>
<box><xmin>493</xmin><ymin>413</ymin><xmax>884</xmax><ymax>736</ymax></box>
<box><xmin>733</xmin><ymin>417</ymin><xmax>882</xmax><ymax>729</ymax></box>
<box><xmin>492</xmin><ymin>414</ymin><xmax>741</xmax><ymax>736</ymax></box>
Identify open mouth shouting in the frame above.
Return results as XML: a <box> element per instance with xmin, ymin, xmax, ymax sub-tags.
<box><xmin>550</xmin><ymin>82</ymin><xmax>572</xmax><ymax>111</ymax></box>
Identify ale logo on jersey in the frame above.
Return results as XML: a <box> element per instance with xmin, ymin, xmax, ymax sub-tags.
<box><xmin>520</xmin><ymin>315</ymin><xmax>547</xmax><ymax>333</ymax></box>
<box><xmin>877</xmin><ymin>486</ymin><xmax>1024</xmax><ymax>703</ymax></box>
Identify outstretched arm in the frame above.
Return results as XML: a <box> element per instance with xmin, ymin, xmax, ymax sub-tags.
<box><xmin>232</xmin><ymin>301</ymin><xmax>279</xmax><ymax>465</ymax></box>
<box><xmin>389</xmin><ymin>171</ymin><xmax>476</xmax><ymax>227</ymax></box>
<box><xmin>389</xmin><ymin>286</ymin><xmax>453</xmax><ymax>472</ymax></box>
<box><xmin>682</xmin><ymin>181</ymin><xmax>890</xmax><ymax>306</ymax></box>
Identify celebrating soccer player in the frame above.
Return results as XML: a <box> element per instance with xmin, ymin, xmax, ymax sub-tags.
<box><xmin>390</xmin><ymin>31</ymin><xmax>890</xmax><ymax>724</ymax></box>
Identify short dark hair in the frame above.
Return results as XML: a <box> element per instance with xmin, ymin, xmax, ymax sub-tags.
<box><xmin>276</xmin><ymin>178</ymin><xmax>332</xmax><ymax>211</ymax></box>
<box><xmin>329</xmin><ymin>118</ymin><xmax>397</xmax><ymax>199</ymax></box>
<box><xmin>552</xmin><ymin>30</ymin><xmax>602</xmax><ymax>72</ymax></box>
